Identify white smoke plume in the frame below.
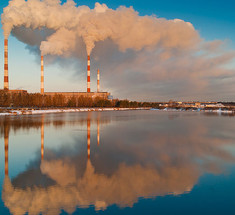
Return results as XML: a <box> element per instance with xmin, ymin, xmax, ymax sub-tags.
<box><xmin>1</xmin><ymin>0</ymin><xmax>200</xmax><ymax>56</ymax></box>
<box><xmin>2</xmin><ymin>0</ymin><xmax>234</xmax><ymax>100</ymax></box>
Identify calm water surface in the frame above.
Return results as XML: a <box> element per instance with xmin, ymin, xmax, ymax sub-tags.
<box><xmin>0</xmin><ymin>110</ymin><xmax>235</xmax><ymax>215</ymax></box>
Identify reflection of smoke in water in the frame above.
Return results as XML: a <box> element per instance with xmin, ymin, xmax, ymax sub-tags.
<box><xmin>2</xmin><ymin>112</ymin><xmax>235</xmax><ymax>214</ymax></box>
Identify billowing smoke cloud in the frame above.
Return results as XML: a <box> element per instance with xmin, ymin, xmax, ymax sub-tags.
<box><xmin>1</xmin><ymin>0</ymin><xmax>200</xmax><ymax>56</ymax></box>
<box><xmin>1</xmin><ymin>0</ymin><xmax>235</xmax><ymax>100</ymax></box>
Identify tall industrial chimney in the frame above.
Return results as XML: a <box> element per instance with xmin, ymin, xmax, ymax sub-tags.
<box><xmin>87</xmin><ymin>55</ymin><xmax>90</xmax><ymax>93</ymax></box>
<box><xmin>87</xmin><ymin>118</ymin><xmax>91</xmax><ymax>159</ymax></box>
<box><xmin>41</xmin><ymin>55</ymin><xmax>44</xmax><ymax>94</ymax></box>
<box><xmin>4</xmin><ymin>39</ymin><xmax>9</xmax><ymax>90</ymax></box>
<box><xmin>97</xmin><ymin>69</ymin><xmax>100</xmax><ymax>92</ymax></box>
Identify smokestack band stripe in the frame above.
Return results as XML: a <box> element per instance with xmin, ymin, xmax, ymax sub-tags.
<box><xmin>41</xmin><ymin>55</ymin><xmax>44</xmax><ymax>94</ymax></box>
<box><xmin>97</xmin><ymin>69</ymin><xmax>100</xmax><ymax>92</ymax></box>
<box><xmin>4</xmin><ymin>39</ymin><xmax>9</xmax><ymax>90</ymax></box>
<box><xmin>87</xmin><ymin>55</ymin><xmax>90</xmax><ymax>92</ymax></box>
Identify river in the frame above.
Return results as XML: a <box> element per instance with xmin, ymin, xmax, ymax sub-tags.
<box><xmin>0</xmin><ymin>110</ymin><xmax>235</xmax><ymax>215</ymax></box>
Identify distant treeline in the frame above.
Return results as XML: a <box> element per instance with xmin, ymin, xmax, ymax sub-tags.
<box><xmin>0</xmin><ymin>90</ymin><xmax>158</xmax><ymax>108</ymax></box>
<box><xmin>220</xmin><ymin>102</ymin><xmax>235</xmax><ymax>106</ymax></box>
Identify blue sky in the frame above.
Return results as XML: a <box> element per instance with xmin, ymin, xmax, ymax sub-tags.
<box><xmin>0</xmin><ymin>0</ymin><xmax>234</xmax><ymax>101</ymax></box>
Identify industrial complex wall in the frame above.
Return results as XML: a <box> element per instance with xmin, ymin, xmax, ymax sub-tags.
<box><xmin>7</xmin><ymin>90</ymin><xmax>28</xmax><ymax>94</ymax></box>
<box><xmin>45</xmin><ymin>92</ymin><xmax>110</xmax><ymax>100</ymax></box>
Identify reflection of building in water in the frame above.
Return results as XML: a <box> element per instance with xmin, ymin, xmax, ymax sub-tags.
<box><xmin>0</xmin><ymin>113</ymin><xmax>110</xmax><ymax>138</ymax></box>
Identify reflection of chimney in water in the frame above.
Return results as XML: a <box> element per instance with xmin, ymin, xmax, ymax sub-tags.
<box><xmin>87</xmin><ymin>116</ymin><xmax>91</xmax><ymax>159</ymax></box>
<box><xmin>4</xmin><ymin>123</ymin><xmax>9</xmax><ymax>176</ymax></box>
<box><xmin>97</xmin><ymin>116</ymin><xmax>100</xmax><ymax>146</ymax></box>
<box><xmin>41</xmin><ymin>115</ymin><xmax>44</xmax><ymax>160</ymax></box>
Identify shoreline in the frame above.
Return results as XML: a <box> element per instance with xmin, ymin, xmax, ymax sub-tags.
<box><xmin>150</xmin><ymin>108</ymin><xmax>235</xmax><ymax>115</ymax></box>
<box><xmin>0</xmin><ymin>107</ymin><xmax>234</xmax><ymax>116</ymax></box>
<box><xmin>0</xmin><ymin>107</ymin><xmax>151</xmax><ymax>116</ymax></box>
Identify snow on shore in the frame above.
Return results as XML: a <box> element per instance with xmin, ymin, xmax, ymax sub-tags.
<box><xmin>0</xmin><ymin>107</ymin><xmax>150</xmax><ymax>116</ymax></box>
<box><xmin>1</xmin><ymin>107</ymin><xmax>233</xmax><ymax>117</ymax></box>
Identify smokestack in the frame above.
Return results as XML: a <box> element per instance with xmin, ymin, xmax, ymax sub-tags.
<box><xmin>41</xmin><ymin>55</ymin><xmax>44</xmax><ymax>94</ymax></box>
<box><xmin>87</xmin><ymin>55</ymin><xmax>90</xmax><ymax>93</ymax></box>
<box><xmin>4</xmin><ymin>124</ymin><xmax>9</xmax><ymax>176</ymax></box>
<box><xmin>4</xmin><ymin>39</ymin><xmax>9</xmax><ymax>90</ymax></box>
<box><xmin>97</xmin><ymin>69</ymin><xmax>100</xmax><ymax>92</ymax></box>
<box><xmin>87</xmin><ymin>118</ymin><xmax>91</xmax><ymax>159</ymax></box>
<box><xmin>41</xmin><ymin>116</ymin><xmax>44</xmax><ymax>160</ymax></box>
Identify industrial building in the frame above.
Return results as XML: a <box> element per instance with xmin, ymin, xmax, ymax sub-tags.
<box><xmin>44</xmin><ymin>92</ymin><xmax>110</xmax><ymax>100</ymax></box>
<box><xmin>3</xmin><ymin>39</ymin><xmax>110</xmax><ymax>100</ymax></box>
<box><xmin>41</xmin><ymin>54</ymin><xmax>110</xmax><ymax>100</ymax></box>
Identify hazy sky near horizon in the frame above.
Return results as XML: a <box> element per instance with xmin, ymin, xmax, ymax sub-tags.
<box><xmin>0</xmin><ymin>0</ymin><xmax>235</xmax><ymax>101</ymax></box>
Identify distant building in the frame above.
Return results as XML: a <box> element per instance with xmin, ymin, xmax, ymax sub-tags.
<box><xmin>0</xmin><ymin>89</ymin><xmax>28</xmax><ymax>94</ymax></box>
<box><xmin>8</xmin><ymin>90</ymin><xmax>28</xmax><ymax>94</ymax></box>
<box><xmin>45</xmin><ymin>92</ymin><xmax>110</xmax><ymax>101</ymax></box>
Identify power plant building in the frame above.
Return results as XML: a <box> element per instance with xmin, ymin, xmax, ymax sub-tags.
<box><xmin>3</xmin><ymin>39</ymin><xmax>110</xmax><ymax>100</ymax></box>
<box><xmin>44</xmin><ymin>92</ymin><xmax>110</xmax><ymax>100</ymax></box>
<box><xmin>43</xmin><ymin>55</ymin><xmax>110</xmax><ymax>100</ymax></box>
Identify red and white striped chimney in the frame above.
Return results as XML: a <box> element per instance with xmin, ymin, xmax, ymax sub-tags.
<box><xmin>97</xmin><ymin>69</ymin><xmax>100</xmax><ymax>92</ymax></box>
<box><xmin>4</xmin><ymin>39</ymin><xmax>9</xmax><ymax>90</ymax></box>
<box><xmin>87</xmin><ymin>55</ymin><xmax>90</xmax><ymax>93</ymax></box>
<box><xmin>87</xmin><ymin>118</ymin><xmax>91</xmax><ymax>159</ymax></box>
<box><xmin>41</xmin><ymin>55</ymin><xmax>44</xmax><ymax>94</ymax></box>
